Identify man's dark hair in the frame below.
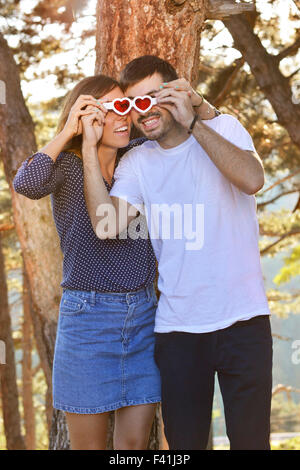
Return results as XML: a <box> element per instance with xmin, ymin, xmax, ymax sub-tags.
<box><xmin>120</xmin><ymin>55</ymin><xmax>178</xmax><ymax>90</ymax></box>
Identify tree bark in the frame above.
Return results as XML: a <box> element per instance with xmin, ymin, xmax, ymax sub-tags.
<box><xmin>49</xmin><ymin>409</ymin><xmax>70</xmax><ymax>450</ymax></box>
<box><xmin>0</xmin><ymin>235</ymin><xmax>26</xmax><ymax>450</ymax></box>
<box><xmin>223</xmin><ymin>14</ymin><xmax>300</xmax><ymax>149</ymax></box>
<box><xmin>206</xmin><ymin>0</ymin><xmax>255</xmax><ymax>19</ymax></box>
<box><xmin>22</xmin><ymin>267</ymin><xmax>36</xmax><ymax>450</ymax></box>
<box><xmin>95</xmin><ymin>0</ymin><xmax>207</xmax><ymax>86</ymax></box>
<box><xmin>0</xmin><ymin>32</ymin><xmax>66</xmax><ymax>448</ymax></box>
<box><xmin>0</xmin><ymin>32</ymin><xmax>62</xmax><ymax>323</ymax></box>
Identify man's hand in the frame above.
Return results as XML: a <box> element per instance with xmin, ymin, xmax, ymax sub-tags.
<box><xmin>154</xmin><ymin>87</ymin><xmax>196</xmax><ymax>130</ymax></box>
<box><xmin>158</xmin><ymin>78</ymin><xmax>203</xmax><ymax>107</ymax></box>
<box><xmin>154</xmin><ymin>78</ymin><xmax>219</xmax><ymax>120</ymax></box>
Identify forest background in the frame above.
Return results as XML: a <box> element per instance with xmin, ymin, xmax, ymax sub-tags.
<box><xmin>0</xmin><ymin>0</ymin><xmax>299</xmax><ymax>450</ymax></box>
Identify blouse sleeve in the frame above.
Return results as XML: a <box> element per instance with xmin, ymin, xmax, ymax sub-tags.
<box><xmin>13</xmin><ymin>152</ymin><xmax>64</xmax><ymax>200</ymax></box>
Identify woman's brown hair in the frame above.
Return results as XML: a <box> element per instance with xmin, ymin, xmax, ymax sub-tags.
<box><xmin>56</xmin><ymin>74</ymin><xmax>120</xmax><ymax>156</ymax></box>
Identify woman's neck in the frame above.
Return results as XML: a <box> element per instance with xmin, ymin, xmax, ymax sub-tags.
<box><xmin>97</xmin><ymin>144</ymin><xmax>118</xmax><ymax>185</ymax></box>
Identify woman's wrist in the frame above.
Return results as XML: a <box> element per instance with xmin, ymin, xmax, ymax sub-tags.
<box><xmin>39</xmin><ymin>130</ymin><xmax>72</xmax><ymax>161</ymax></box>
<box><xmin>57</xmin><ymin>128</ymin><xmax>74</xmax><ymax>145</ymax></box>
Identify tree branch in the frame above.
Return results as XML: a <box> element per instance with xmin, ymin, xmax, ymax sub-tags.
<box><xmin>271</xmin><ymin>333</ymin><xmax>291</xmax><ymax>341</ymax></box>
<box><xmin>257</xmin><ymin>188</ymin><xmax>300</xmax><ymax>208</ymax></box>
<box><xmin>223</xmin><ymin>14</ymin><xmax>300</xmax><ymax>149</ymax></box>
<box><xmin>259</xmin><ymin>168</ymin><xmax>300</xmax><ymax>194</ymax></box>
<box><xmin>0</xmin><ymin>223</ymin><xmax>15</xmax><ymax>232</ymax></box>
<box><xmin>213</xmin><ymin>57</ymin><xmax>245</xmax><ymax>106</ymax></box>
<box><xmin>275</xmin><ymin>35</ymin><xmax>300</xmax><ymax>63</ymax></box>
<box><xmin>260</xmin><ymin>230</ymin><xmax>300</xmax><ymax>256</ymax></box>
<box><xmin>288</xmin><ymin>67</ymin><xmax>300</xmax><ymax>79</ymax></box>
<box><xmin>272</xmin><ymin>384</ymin><xmax>300</xmax><ymax>400</ymax></box>
<box><xmin>206</xmin><ymin>0</ymin><xmax>255</xmax><ymax>19</ymax></box>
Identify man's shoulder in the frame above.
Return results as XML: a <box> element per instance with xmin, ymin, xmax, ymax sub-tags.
<box><xmin>204</xmin><ymin>113</ymin><xmax>243</xmax><ymax>135</ymax></box>
<box><xmin>118</xmin><ymin>138</ymin><xmax>153</xmax><ymax>164</ymax></box>
<box><xmin>204</xmin><ymin>113</ymin><xmax>238</xmax><ymax>127</ymax></box>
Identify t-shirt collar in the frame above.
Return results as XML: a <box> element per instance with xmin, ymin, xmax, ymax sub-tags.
<box><xmin>152</xmin><ymin>135</ymin><xmax>195</xmax><ymax>154</ymax></box>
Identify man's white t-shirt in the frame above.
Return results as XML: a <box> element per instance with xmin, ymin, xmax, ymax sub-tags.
<box><xmin>110</xmin><ymin>114</ymin><xmax>270</xmax><ymax>333</ymax></box>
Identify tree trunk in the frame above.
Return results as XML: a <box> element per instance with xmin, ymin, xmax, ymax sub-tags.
<box><xmin>49</xmin><ymin>409</ymin><xmax>70</xmax><ymax>450</ymax></box>
<box><xmin>0</xmin><ymin>32</ymin><xmax>66</xmax><ymax>448</ymax></box>
<box><xmin>22</xmin><ymin>267</ymin><xmax>36</xmax><ymax>450</ymax></box>
<box><xmin>95</xmin><ymin>0</ymin><xmax>207</xmax><ymax>86</ymax></box>
<box><xmin>0</xmin><ymin>234</ymin><xmax>25</xmax><ymax>450</ymax></box>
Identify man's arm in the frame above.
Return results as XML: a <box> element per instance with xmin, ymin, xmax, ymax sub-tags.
<box><xmin>82</xmin><ymin>143</ymin><xmax>139</xmax><ymax>239</ymax></box>
<box><xmin>155</xmin><ymin>88</ymin><xmax>265</xmax><ymax>195</ymax></box>
<box><xmin>190</xmin><ymin>119</ymin><xmax>264</xmax><ymax>195</ymax></box>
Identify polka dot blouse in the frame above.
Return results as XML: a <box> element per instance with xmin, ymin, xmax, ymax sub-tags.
<box><xmin>13</xmin><ymin>140</ymin><xmax>156</xmax><ymax>292</ymax></box>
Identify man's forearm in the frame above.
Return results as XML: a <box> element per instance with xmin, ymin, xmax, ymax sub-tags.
<box><xmin>195</xmin><ymin>99</ymin><xmax>219</xmax><ymax>121</ymax></box>
<box><xmin>191</xmin><ymin>119</ymin><xmax>265</xmax><ymax>195</ymax></box>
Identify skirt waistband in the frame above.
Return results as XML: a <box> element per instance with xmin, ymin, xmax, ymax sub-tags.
<box><xmin>62</xmin><ymin>284</ymin><xmax>155</xmax><ymax>306</ymax></box>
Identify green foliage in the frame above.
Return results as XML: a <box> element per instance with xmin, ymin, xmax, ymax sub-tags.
<box><xmin>27</xmin><ymin>99</ymin><xmax>61</xmax><ymax>148</ymax></box>
<box><xmin>0</xmin><ymin>0</ymin><xmax>96</xmax><ymax>85</ymax></box>
<box><xmin>274</xmin><ymin>245</ymin><xmax>300</xmax><ymax>285</ymax></box>
<box><xmin>267</xmin><ymin>288</ymin><xmax>300</xmax><ymax>318</ymax></box>
<box><xmin>271</xmin><ymin>393</ymin><xmax>300</xmax><ymax>434</ymax></box>
<box><xmin>272</xmin><ymin>437</ymin><xmax>300</xmax><ymax>450</ymax></box>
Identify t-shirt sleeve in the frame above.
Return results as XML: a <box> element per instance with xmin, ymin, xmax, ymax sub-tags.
<box><xmin>217</xmin><ymin>114</ymin><xmax>256</xmax><ymax>152</ymax></box>
<box><xmin>110</xmin><ymin>150</ymin><xmax>145</xmax><ymax>215</ymax></box>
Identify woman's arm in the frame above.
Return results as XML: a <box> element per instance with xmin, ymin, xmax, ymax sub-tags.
<box><xmin>13</xmin><ymin>94</ymin><xmax>101</xmax><ymax>199</ymax></box>
<box><xmin>13</xmin><ymin>129</ymin><xmax>72</xmax><ymax>200</ymax></box>
<box><xmin>81</xmin><ymin>105</ymin><xmax>138</xmax><ymax>239</ymax></box>
<box><xmin>13</xmin><ymin>151</ymin><xmax>65</xmax><ymax>199</ymax></box>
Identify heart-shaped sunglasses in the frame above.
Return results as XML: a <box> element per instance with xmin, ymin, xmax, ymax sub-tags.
<box><xmin>102</xmin><ymin>96</ymin><xmax>158</xmax><ymax>116</ymax></box>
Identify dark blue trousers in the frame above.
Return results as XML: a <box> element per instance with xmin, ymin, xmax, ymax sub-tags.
<box><xmin>154</xmin><ymin>315</ymin><xmax>273</xmax><ymax>450</ymax></box>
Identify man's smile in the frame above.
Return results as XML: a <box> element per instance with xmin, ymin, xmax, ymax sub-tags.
<box><xmin>139</xmin><ymin>113</ymin><xmax>161</xmax><ymax>131</ymax></box>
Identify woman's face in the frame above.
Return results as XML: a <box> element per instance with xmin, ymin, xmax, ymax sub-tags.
<box><xmin>98</xmin><ymin>86</ymin><xmax>131</xmax><ymax>149</ymax></box>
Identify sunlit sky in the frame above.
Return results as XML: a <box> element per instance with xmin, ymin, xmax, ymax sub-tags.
<box><xmin>1</xmin><ymin>0</ymin><xmax>299</xmax><ymax>103</ymax></box>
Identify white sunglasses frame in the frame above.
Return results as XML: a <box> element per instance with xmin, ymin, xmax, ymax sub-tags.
<box><xmin>102</xmin><ymin>95</ymin><xmax>158</xmax><ymax>116</ymax></box>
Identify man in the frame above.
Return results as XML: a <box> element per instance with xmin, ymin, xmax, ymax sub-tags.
<box><xmin>83</xmin><ymin>55</ymin><xmax>272</xmax><ymax>450</ymax></box>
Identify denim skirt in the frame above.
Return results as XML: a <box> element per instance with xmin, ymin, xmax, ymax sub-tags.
<box><xmin>52</xmin><ymin>284</ymin><xmax>161</xmax><ymax>414</ymax></box>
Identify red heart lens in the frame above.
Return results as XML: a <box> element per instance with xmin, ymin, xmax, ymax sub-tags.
<box><xmin>135</xmin><ymin>97</ymin><xmax>151</xmax><ymax>111</ymax></box>
<box><xmin>114</xmin><ymin>99</ymin><xmax>130</xmax><ymax>113</ymax></box>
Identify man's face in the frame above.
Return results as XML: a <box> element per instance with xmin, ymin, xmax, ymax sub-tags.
<box><xmin>126</xmin><ymin>73</ymin><xmax>175</xmax><ymax>141</ymax></box>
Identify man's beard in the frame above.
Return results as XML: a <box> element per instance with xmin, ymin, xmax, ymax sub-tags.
<box><xmin>136</xmin><ymin>111</ymin><xmax>174</xmax><ymax>141</ymax></box>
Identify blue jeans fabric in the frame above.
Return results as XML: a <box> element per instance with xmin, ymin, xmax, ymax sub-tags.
<box><xmin>53</xmin><ymin>284</ymin><xmax>161</xmax><ymax>414</ymax></box>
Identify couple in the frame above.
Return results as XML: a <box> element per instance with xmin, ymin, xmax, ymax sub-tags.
<box><xmin>13</xmin><ymin>55</ymin><xmax>272</xmax><ymax>450</ymax></box>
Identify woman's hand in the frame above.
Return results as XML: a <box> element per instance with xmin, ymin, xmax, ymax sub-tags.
<box><xmin>62</xmin><ymin>95</ymin><xmax>103</xmax><ymax>140</ymax></box>
<box><xmin>81</xmin><ymin>103</ymin><xmax>108</xmax><ymax>147</ymax></box>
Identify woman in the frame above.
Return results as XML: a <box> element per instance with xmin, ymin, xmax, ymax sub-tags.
<box><xmin>13</xmin><ymin>74</ymin><xmax>216</xmax><ymax>450</ymax></box>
